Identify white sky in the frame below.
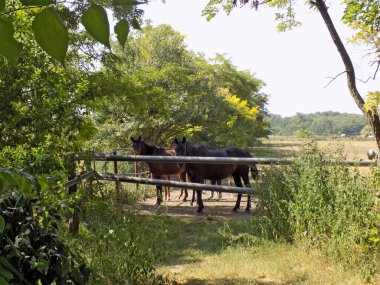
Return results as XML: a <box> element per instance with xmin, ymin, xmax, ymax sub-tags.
<box><xmin>141</xmin><ymin>0</ymin><xmax>379</xmax><ymax>117</ymax></box>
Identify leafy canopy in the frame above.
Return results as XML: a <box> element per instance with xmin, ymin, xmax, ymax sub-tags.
<box><xmin>0</xmin><ymin>0</ymin><xmax>146</xmax><ymax>64</ymax></box>
<box><xmin>91</xmin><ymin>24</ymin><xmax>269</xmax><ymax>148</ymax></box>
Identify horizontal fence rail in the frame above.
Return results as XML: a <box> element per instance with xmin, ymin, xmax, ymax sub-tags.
<box><xmin>97</xmin><ymin>173</ymin><xmax>256</xmax><ymax>194</ymax></box>
<box><xmin>54</xmin><ymin>170</ymin><xmax>97</xmax><ymax>190</ymax></box>
<box><xmin>89</xmin><ymin>153</ymin><xmax>376</xmax><ymax>166</ymax></box>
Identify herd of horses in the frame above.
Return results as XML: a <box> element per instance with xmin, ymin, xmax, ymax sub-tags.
<box><xmin>130</xmin><ymin>136</ymin><xmax>259</xmax><ymax>213</ymax></box>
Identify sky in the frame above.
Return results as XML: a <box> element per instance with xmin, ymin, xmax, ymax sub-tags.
<box><xmin>141</xmin><ymin>0</ymin><xmax>379</xmax><ymax>117</ymax></box>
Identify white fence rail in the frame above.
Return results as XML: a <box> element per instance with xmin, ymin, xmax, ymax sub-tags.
<box><xmin>97</xmin><ymin>173</ymin><xmax>256</xmax><ymax>194</ymax></box>
<box><xmin>90</xmin><ymin>153</ymin><xmax>376</xmax><ymax>166</ymax></box>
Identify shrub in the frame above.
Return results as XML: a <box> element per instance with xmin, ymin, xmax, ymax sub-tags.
<box><xmin>70</xmin><ymin>197</ymin><xmax>172</xmax><ymax>284</ymax></box>
<box><xmin>0</xmin><ymin>169</ymin><xmax>89</xmax><ymax>284</ymax></box>
<box><xmin>258</xmin><ymin>140</ymin><xmax>380</xmax><ymax>278</ymax></box>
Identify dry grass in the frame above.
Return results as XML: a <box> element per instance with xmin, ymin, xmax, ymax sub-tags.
<box><xmin>254</xmin><ymin>138</ymin><xmax>377</xmax><ymax>160</ymax></box>
<box><xmin>159</xmin><ymin>243</ymin><xmax>373</xmax><ymax>285</ymax></box>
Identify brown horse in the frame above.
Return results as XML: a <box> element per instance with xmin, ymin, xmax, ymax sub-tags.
<box><xmin>131</xmin><ymin>137</ymin><xmax>189</xmax><ymax>205</ymax></box>
<box><xmin>174</xmin><ymin>137</ymin><xmax>258</xmax><ymax>213</ymax></box>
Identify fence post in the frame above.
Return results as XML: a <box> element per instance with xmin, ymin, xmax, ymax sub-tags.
<box><xmin>68</xmin><ymin>158</ymin><xmax>80</xmax><ymax>234</ymax></box>
<box><xmin>134</xmin><ymin>161</ymin><xmax>139</xmax><ymax>190</ymax></box>
<box><xmin>113</xmin><ymin>150</ymin><xmax>120</xmax><ymax>193</ymax></box>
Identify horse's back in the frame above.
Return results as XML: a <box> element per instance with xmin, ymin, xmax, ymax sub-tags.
<box><xmin>208</xmin><ymin>147</ymin><xmax>251</xmax><ymax>158</ymax></box>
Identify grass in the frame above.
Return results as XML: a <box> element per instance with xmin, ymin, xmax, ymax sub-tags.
<box><xmin>159</xmin><ymin>245</ymin><xmax>368</xmax><ymax>285</ymax></box>
<box><xmin>149</xmin><ymin>213</ymin><xmax>371</xmax><ymax>285</ymax></box>
<box><xmin>252</xmin><ymin>138</ymin><xmax>377</xmax><ymax>160</ymax></box>
<box><xmin>76</xmin><ymin>138</ymin><xmax>380</xmax><ymax>284</ymax></box>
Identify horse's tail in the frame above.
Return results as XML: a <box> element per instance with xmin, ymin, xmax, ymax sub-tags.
<box><xmin>250</xmin><ymin>164</ymin><xmax>259</xmax><ymax>181</ymax></box>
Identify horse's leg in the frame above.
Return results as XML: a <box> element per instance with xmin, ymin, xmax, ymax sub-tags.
<box><xmin>242</xmin><ymin>171</ymin><xmax>252</xmax><ymax>212</ymax></box>
<box><xmin>196</xmin><ymin>189</ymin><xmax>204</xmax><ymax>213</ymax></box>
<box><xmin>180</xmin><ymin>172</ymin><xmax>188</xmax><ymax>202</ymax></box>
<box><xmin>216</xmin><ymin>179</ymin><xmax>222</xmax><ymax>200</ymax></box>
<box><xmin>208</xmin><ymin>180</ymin><xmax>216</xmax><ymax>199</ymax></box>
<box><xmin>154</xmin><ymin>174</ymin><xmax>163</xmax><ymax>206</ymax></box>
<box><xmin>195</xmin><ymin>178</ymin><xmax>204</xmax><ymax>213</ymax></box>
<box><xmin>232</xmin><ymin>174</ymin><xmax>243</xmax><ymax>212</ymax></box>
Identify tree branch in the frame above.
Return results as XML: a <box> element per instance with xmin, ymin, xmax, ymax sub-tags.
<box><xmin>324</xmin><ymin>71</ymin><xmax>347</xmax><ymax>88</ymax></box>
<box><xmin>357</xmin><ymin>60</ymin><xmax>380</xmax><ymax>83</ymax></box>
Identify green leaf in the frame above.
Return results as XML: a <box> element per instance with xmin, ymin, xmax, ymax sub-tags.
<box><xmin>32</xmin><ymin>7</ymin><xmax>68</xmax><ymax>65</ymax></box>
<box><xmin>114</xmin><ymin>19</ymin><xmax>129</xmax><ymax>49</ymax></box>
<box><xmin>20</xmin><ymin>0</ymin><xmax>53</xmax><ymax>5</ymax></box>
<box><xmin>0</xmin><ymin>18</ymin><xmax>22</xmax><ymax>63</ymax></box>
<box><xmin>81</xmin><ymin>5</ymin><xmax>110</xmax><ymax>48</ymax></box>
<box><xmin>0</xmin><ymin>215</ymin><xmax>4</xmax><ymax>233</ymax></box>
<box><xmin>0</xmin><ymin>266</ymin><xmax>13</xmax><ymax>280</ymax></box>
<box><xmin>0</xmin><ymin>258</ymin><xmax>30</xmax><ymax>285</ymax></box>
<box><xmin>0</xmin><ymin>276</ymin><xmax>9</xmax><ymax>285</ymax></box>
<box><xmin>0</xmin><ymin>0</ymin><xmax>5</xmax><ymax>12</ymax></box>
<box><xmin>131</xmin><ymin>18</ymin><xmax>141</xmax><ymax>29</ymax></box>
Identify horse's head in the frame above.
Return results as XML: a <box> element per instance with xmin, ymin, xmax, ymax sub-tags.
<box><xmin>131</xmin><ymin>136</ymin><xmax>143</xmax><ymax>155</ymax></box>
<box><xmin>174</xmin><ymin>137</ymin><xmax>187</xmax><ymax>157</ymax></box>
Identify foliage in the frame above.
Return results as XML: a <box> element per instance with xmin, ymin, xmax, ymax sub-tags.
<box><xmin>91</xmin><ymin>24</ymin><xmax>270</xmax><ymax>149</ymax></box>
<box><xmin>257</xmin><ymin>141</ymin><xmax>380</xmax><ymax>278</ymax></box>
<box><xmin>0</xmin><ymin>7</ymin><xmax>98</xmax><ymax>173</ymax></box>
<box><xmin>269</xmin><ymin>111</ymin><xmax>369</xmax><ymax>136</ymax></box>
<box><xmin>70</xmin><ymin>194</ymin><xmax>173</xmax><ymax>284</ymax></box>
<box><xmin>0</xmin><ymin>169</ymin><xmax>89</xmax><ymax>284</ymax></box>
<box><xmin>0</xmin><ymin>0</ymin><xmax>147</xmax><ymax>64</ymax></box>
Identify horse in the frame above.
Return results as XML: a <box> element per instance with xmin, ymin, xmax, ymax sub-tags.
<box><xmin>131</xmin><ymin>137</ymin><xmax>189</xmax><ymax>205</ymax></box>
<box><xmin>208</xmin><ymin>179</ymin><xmax>222</xmax><ymax>200</ymax></box>
<box><xmin>174</xmin><ymin>137</ymin><xmax>259</xmax><ymax>213</ymax></box>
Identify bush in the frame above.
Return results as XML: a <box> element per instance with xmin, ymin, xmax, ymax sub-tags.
<box><xmin>0</xmin><ymin>169</ymin><xmax>89</xmax><ymax>285</ymax></box>
<box><xmin>258</xmin><ymin>140</ymin><xmax>380</xmax><ymax>278</ymax></box>
<box><xmin>70</xmin><ymin>197</ymin><xmax>172</xmax><ymax>285</ymax></box>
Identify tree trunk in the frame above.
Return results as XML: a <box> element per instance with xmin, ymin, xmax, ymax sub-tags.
<box><xmin>314</xmin><ymin>0</ymin><xmax>380</xmax><ymax>152</ymax></box>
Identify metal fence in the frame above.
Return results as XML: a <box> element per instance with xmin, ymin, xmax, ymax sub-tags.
<box><xmin>87</xmin><ymin>153</ymin><xmax>377</xmax><ymax>194</ymax></box>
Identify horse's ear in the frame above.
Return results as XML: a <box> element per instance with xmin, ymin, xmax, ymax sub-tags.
<box><xmin>138</xmin><ymin>136</ymin><xmax>141</xmax><ymax>142</ymax></box>
<box><xmin>174</xmin><ymin>137</ymin><xmax>178</xmax><ymax>144</ymax></box>
<box><xmin>131</xmin><ymin>136</ymin><xmax>135</xmax><ymax>142</ymax></box>
<box><xmin>182</xmin><ymin>136</ymin><xmax>186</xmax><ymax>143</ymax></box>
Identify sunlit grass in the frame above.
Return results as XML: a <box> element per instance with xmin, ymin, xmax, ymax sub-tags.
<box><xmin>254</xmin><ymin>138</ymin><xmax>377</xmax><ymax>160</ymax></box>
<box><xmin>158</xmin><ymin>243</ymin><xmax>370</xmax><ymax>285</ymax></box>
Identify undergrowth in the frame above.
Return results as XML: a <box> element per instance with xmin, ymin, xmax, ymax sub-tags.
<box><xmin>69</xmin><ymin>189</ymin><xmax>176</xmax><ymax>285</ymax></box>
<box><xmin>256</xmin><ymin>140</ymin><xmax>380</xmax><ymax>280</ymax></box>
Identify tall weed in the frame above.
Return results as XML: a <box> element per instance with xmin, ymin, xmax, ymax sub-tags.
<box><xmin>258</xmin><ymin>140</ymin><xmax>380</xmax><ymax>278</ymax></box>
<box><xmin>70</xmin><ymin>197</ymin><xmax>172</xmax><ymax>284</ymax></box>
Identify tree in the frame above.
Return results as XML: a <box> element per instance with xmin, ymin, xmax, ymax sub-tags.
<box><xmin>203</xmin><ymin>0</ymin><xmax>380</xmax><ymax>152</ymax></box>
<box><xmin>91</xmin><ymin>24</ymin><xmax>270</xmax><ymax>149</ymax></box>
<box><xmin>0</xmin><ymin>0</ymin><xmax>148</xmax><ymax>65</ymax></box>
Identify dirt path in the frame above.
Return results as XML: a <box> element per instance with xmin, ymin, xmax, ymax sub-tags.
<box><xmin>137</xmin><ymin>188</ymin><xmax>259</xmax><ymax>221</ymax></box>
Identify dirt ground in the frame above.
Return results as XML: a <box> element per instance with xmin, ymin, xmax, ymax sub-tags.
<box><xmin>137</xmin><ymin>188</ymin><xmax>259</xmax><ymax>221</ymax></box>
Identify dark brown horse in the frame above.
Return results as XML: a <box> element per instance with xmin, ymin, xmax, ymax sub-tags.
<box><xmin>131</xmin><ymin>137</ymin><xmax>188</xmax><ymax>205</ymax></box>
<box><xmin>174</xmin><ymin>137</ymin><xmax>258</xmax><ymax>213</ymax></box>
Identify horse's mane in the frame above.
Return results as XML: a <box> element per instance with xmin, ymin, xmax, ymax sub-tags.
<box><xmin>143</xmin><ymin>141</ymin><xmax>174</xmax><ymax>156</ymax></box>
<box><xmin>185</xmin><ymin>140</ymin><xmax>207</xmax><ymax>156</ymax></box>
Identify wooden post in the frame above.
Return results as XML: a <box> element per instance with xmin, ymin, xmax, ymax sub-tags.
<box><xmin>134</xmin><ymin>161</ymin><xmax>139</xmax><ymax>190</ymax></box>
<box><xmin>113</xmin><ymin>150</ymin><xmax>120</xmax><ymax>193</ymax></box>
<box><xmin>68</xmin><ymin>158</ymin><xmax>79</xmax><ymax>234</ymax></box>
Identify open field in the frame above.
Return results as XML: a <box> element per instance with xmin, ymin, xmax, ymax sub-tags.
<box><xmin>252</xmin><ymin>138</ymin><xmax>378</xmax><ymax>160</ymax></box>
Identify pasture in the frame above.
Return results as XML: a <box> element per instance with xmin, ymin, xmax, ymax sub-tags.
<box><xmin>253</xmin><ymin>137</ymin><xmax>377</xmax><ymax>160</ymax></box>
<box><xmin>111</xmin><ymin>138</ymin><xmax>378</xmax><ymax>284</ymax></box>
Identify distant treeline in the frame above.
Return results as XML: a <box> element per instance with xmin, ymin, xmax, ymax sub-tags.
<box><xmin>269</xmin><ymin>111</ymin><xmax>370</xmax><ymax>136</ymax></box>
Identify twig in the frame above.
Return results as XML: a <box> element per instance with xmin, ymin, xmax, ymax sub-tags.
<box><xmin>324</xmin><ymin>71</ymin><xmax>347</xmax><ymax>88</ymax></box>
<box><xmin>357</xmin><ymin>60</ymin><xmax>380</xmax><ymax>83</ymax></box>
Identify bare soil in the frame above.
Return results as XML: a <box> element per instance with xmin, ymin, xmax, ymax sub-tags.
<box><xmin>137</xmin><ymin>188</ymin><xmax>259</xmax><ymax>221</ymax></box>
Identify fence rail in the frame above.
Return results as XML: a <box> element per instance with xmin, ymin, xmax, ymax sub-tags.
<box><xmin>90</xmin><ymin>153</ymin><xmax>376</xmax><ymax>166</ymax></box>
<box><xmin>97</xmin><ymin>173</ymin><xmax>256</xmax><ymax>194</ymax></box>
